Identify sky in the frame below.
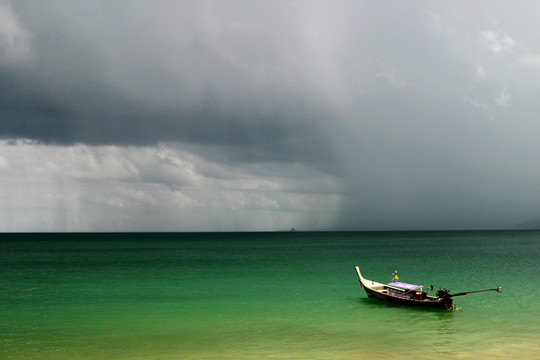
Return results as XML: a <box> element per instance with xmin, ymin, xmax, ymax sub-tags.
<box><xmin>1</xmin><ymin>0</ymin><xmax>539</xmax><ymax>231</ymax></box>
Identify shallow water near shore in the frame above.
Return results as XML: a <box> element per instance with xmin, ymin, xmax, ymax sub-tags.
<box><xmin>1</xmin><ymin>231</ymin><xmax>539</xmax><ymax>359</ymax></box>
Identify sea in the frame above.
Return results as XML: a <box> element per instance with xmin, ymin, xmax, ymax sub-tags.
<box><xmin>1</xmin><ymin>231</ymin><xmax>538</xmax><ymax>359</ymax></box>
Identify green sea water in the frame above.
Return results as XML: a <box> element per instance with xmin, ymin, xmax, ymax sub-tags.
<box><xmin>1</xmin><ymin>231</ymin><xmax>539</xmax><ymax>359</ymax></box>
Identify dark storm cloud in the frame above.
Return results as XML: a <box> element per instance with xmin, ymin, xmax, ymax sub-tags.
<box><xmin>0</xmin><ymin>69</ymin><xmax>331</xmax><ymax>164</ymax></box>
<box><xmin>0</xmin><ymin>0</ymin><xmax>335</xmax><ymax>169</ymax></box>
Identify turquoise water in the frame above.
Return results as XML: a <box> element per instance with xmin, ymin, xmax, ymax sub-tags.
<box><xmin>1</xmin><ymin>231</ymin><xmax>539</xmax><ymax>359</ymax></box>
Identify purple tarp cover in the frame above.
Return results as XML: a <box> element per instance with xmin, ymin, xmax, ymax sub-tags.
<box><xmin>388</xmin><ymin>282</ymin><xmax>420</xmax><ymax>290</ymax></box>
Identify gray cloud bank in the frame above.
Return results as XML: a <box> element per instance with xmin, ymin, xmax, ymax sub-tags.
<box><xmin>1</xmin><ymin>1</ymin><xmax>539</xmax><ymax>230</ymax></box>
<box><xmin>1</xmin><ymin>1</ymin><xmax>335</xmax><ymax>168</ymax></box>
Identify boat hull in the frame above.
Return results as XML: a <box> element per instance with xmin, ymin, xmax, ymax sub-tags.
<box><xmin>355</xmin><ymin>267</ymin><xmax>450</xmax><ymax>309</ymax></box>
<box><xmin>363</xmin><ymin>282</ymin><xmax>447</xmax><ymax>308</ymax></box>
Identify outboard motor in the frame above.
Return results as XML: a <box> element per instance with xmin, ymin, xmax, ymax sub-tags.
<box><xmin>436</xmin><ymin>288</ymin><xmax>449</xmax><ymax>298</ymax></box>
<box><xmin>436</xmin><ymin>288</ymin><xmax>454</xmax><ymax>310</ymax></box>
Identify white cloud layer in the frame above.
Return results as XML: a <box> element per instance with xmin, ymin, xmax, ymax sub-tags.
<box><xmin>0</xmin><ymin>140</ymin><xmax>342</xmax><ymax>231</ymax></box>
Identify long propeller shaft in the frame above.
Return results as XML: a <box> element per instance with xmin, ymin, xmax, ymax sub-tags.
<box><xmin>450</xmin><ymin>286</ymin><xmax>501</xmax><ymax>297</ymax></box>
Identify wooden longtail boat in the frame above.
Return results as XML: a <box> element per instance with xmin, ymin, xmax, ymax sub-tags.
<box><xmin>354</xmin><ymin>267</ymin><xmax>501</xmax><ymax>310</ymax></box>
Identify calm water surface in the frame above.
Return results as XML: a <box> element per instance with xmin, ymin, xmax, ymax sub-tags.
<box><xmin>1</xmin><ymin>231</ymin><xmax>539</xmax><ymax>359</ymax></box>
